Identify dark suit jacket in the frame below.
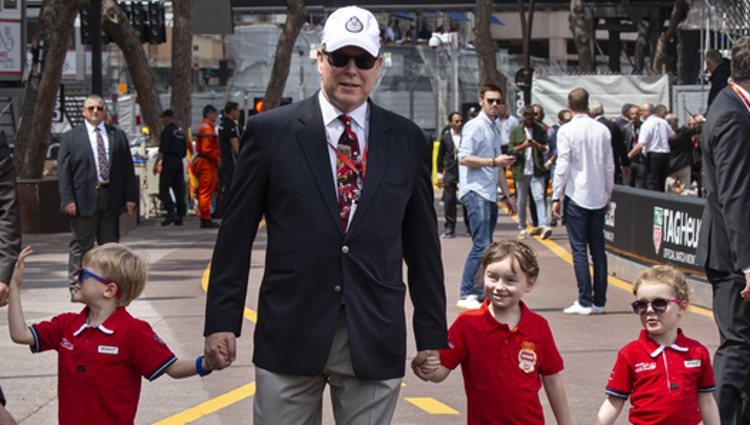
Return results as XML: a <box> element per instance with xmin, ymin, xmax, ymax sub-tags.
<box><xmin>204</xmin><ymin>94</ymin><xmax>448</xmax><ymax>380</ymax></box>
<box><xmin>697</xmin><ymin>85</ymin><xmax>750</xmax><ymax>272</ymax></box>
<box><xmin>0</xmin><ymin>132</ymin><xmax>20</xmax><ymax>283</ymax></box>
<box><xmin>437</xmin><ymin>130</ymin><xmax>459</xmax><ymax>187</ymax></box>
<box><xmin>596</xmin><ymin>115</ymin><xmax>630</xmax><ymax>174</ymax></box>
<box><xmin>57</xmin><ymin>123</ymin><xmax>138</xmax><ymax>217</ymax></box>
<box><xmin>708</xmin><ymin>61</ymin><xmax>731</xmax><ymax>110</ymax></box>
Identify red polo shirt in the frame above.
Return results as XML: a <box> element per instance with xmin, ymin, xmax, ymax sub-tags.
<box><xmin>30</xmin><ymin>307</ymin><xmax>177</xmax><ymax>425</ymax></box>
<box><xmin>440</xmin><ymin>300</ymin><xmax>564</xmax><ymax>425</ymax></box>
<box><xmin>605</xmin><ymin>329</ymin><xmax>715</xmax><ymax>425</ymax></box>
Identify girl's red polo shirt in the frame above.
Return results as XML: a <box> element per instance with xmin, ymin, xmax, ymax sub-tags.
<box><xmin>440</xmin><ymin>300</ymin><xmax>564</xmax><ymax>425</ymax></box>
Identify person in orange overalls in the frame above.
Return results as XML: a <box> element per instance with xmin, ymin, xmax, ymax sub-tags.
<box><xmin>194</xmin><ymin>104</ymin><xmax>220</xmax><ymax>228</ymax></box>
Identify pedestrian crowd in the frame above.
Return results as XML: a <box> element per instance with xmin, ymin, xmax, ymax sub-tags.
<box><xmin>0</xmin><ymin>4</ymin><xmax>747</xmax><ymax>425</ymax></box>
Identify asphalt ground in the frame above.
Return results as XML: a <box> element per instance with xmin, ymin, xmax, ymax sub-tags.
<box><xmin>0</xmin><ymin>198</ymin><xmax>720</xmax><ymax>424</ymax></box>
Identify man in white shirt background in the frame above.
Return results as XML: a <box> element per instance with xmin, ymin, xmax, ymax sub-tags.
<box><xmin>552</xmin><ymin>87</ymin><xmax>614</xmax><ymax>315</ymax></box>
<box><xmin>496</xmin><ymin>102</ymin><xmax>519</xmax><ymax>154</ymax></box>
<box><xmin>628</xmin><ymin>103</ymin><xmax>675</xmax><ymax>192</ymax></box>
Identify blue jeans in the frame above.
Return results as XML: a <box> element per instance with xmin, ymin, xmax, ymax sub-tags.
<box><xmin>459</xmin><ymin>191</ymin><xmax>498</xmax><ymax>298</ymax></box>
<box><xmin>563</xmin><ymin>197</ymin><xmax>607</xmax><ymax>307</ymax></box>
<box><xmin>516</xmin><ymin>174</ymin><xmax>547</xmax><ymax>229</ymax></box>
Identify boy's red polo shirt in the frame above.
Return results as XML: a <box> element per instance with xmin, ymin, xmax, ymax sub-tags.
<box><xmin>440</xmin><ymin>300</ymin><xmax>564</xmax><ymax>425</ymax></box>
<box><xmin>605</xmin><ymin>329</ymin><xmax>715</xmax><ymax>425</ymax></box>
<box><xmin>30</xmin><ymin>307</ymin><xmax>177</xmax><ymax>425</ymax></box>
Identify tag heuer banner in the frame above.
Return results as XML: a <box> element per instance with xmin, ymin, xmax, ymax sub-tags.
<box><xmin>604</xmin><ymin>186</ymin><xmax>704</xmax><ymax>276</ymax></box>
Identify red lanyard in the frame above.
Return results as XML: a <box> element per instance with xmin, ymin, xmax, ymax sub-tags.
<box><xmin>327</xmin><ymin>133</ymin><xmax>368</xmax><ymax>180</ymax></box>
<box><xmin>730</xmin><ymin>81</ymin><xmax>750</xmax><ymax>113</ymax></box>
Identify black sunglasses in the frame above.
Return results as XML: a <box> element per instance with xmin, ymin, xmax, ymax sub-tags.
<box><xmin>324</xmin><ymin>51</ymin><xmax>378</xmax><ymax>70</ymax></box>
<box><xmin>484</xmin><ymin>98</ymin><xmax>502</xmax><ymax>105</ymax></box>
<box><xmin>631</xmin><ymin>297</ymin><xmax>682</xmax><ymax>315</ymax></box>
<box><xmin>86</xmin><ymin>106</ymin><xmax>104</xmax><ymax>112</ymax></box>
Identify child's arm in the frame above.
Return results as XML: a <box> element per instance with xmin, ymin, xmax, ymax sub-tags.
<box><xmin>596</xmin><ymin>395</ymin><xmax>626</xmax><ymax>425</ymax></box>
<box><xmin>697</xmin><ymin>392</ymin><xmax>720</xmax><ymax>425</ymax></box>
<box><xmin>164</xmin><ymin>355</ymin><xmax>215</xmax><ymax>379</ymax></box>
<box><xmin>541</xmin><ymin>372</ymin><xmax>573</xmax><ymax>425</ymax></box>
<box><xmin>8</xmin><ymin>246</ymin><xmax>34</xmax><ymax>345</ymax></box>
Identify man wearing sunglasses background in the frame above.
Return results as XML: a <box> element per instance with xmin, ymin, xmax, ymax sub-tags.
<box><xmin>57</xmin><ymin>94</ymin><xmax>138</xmax><ymax>299</ymax></box>
<box><xmin>204</xmin><ymin>6</ymin><xmax>448</xmax><ymax>424</ymax></box>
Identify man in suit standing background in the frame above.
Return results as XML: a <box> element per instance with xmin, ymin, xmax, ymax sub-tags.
<box><xmin>590</xmin><ymin>100</ymin><xmax>629</xmax><ymax>185</ymax></box>
<box><xmin>437</xmin><ymin>111</ymin><xmax>462</xmax><ymax>238</ymax></box>
<box><xmin>698</xmin><ymin>37</ymin><xmax>750</xmax><ymax>425</ymax></box>
<box><xmin>57</xmin><ymin>94</ymin><xmax>138</xmax><ymax>294</ymax></box>
<box><xmin>203</xmin><ymin>6</ymin><xmax>447</xmax><ymax>425</ymax></box>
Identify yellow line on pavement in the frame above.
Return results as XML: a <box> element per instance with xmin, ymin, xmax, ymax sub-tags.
<box><xmin>405</xmin><ymin>397</ymin><xmax>459</xmax><ymax>414</ymax></box>
<box><xmin>153</xmin><ymin>382</ymin><xmax>256</xmax><ymax>425</ymax></box>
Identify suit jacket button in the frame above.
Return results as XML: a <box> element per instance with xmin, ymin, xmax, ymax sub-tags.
<box><xmin>341</xmin><ymin>245</ymin><xmax>349</xmax><ymax>254</ymax></box>
<box><xmin>333</xmin><ymin>285</ymin><xmax>342</xmax><ymax>293</ymax></box>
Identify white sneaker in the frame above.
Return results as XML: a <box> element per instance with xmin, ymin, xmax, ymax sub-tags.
<box><xmin>540</xmin><ymin>227</ymin><xmax>552</xmax><ymax>240</ymax></box>
<box><xmin>563</xmin><ymin>301</ymin><xmax>592</xmax><ymax>315</ymax></box>
<box><xmin>456</xmin><ymin>295</ymin><xmax>482</xmax><ymax>310</ymax></box>
<box><xmin>517</xmin><ymin>230</ymin><xmax>527</xmax><ymax>239</ymax></box>
<box><xmin>591</xmin><ymin>305</ymin><xmax>606</xmax><ymax>314</ymax></box>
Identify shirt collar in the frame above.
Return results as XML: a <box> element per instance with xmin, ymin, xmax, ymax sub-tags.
<box><xmin>637</xmin><ymin>329</ymin><xmax>689</xmax><ymax>357</ymax></box>
<box><xmin>318</xmin><ymin>91</ymin><xmax>368</xmax><ymax>130</ymax></box>
<box><xmin>478</xmin><ymin>299</ymin><xmax>531</xmax><ymax>334</ymax></box>
<box><xmin>478</xmin><ymin>109</ymin><xmax>497</xmax><ymax>126</ymax></box>
<box><xmin>84</xmin><ymin>121</ymin><xmax>105</xmax><ymax>134</ymax></box>
<box><xmin>72</xmin><ymin>306</ymin><xmax>131</xmax><ymax>337</ymax></box>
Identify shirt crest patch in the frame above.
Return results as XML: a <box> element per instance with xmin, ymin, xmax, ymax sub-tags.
<box><xmin>518</xmin><ymin>341</ymin><xmax>537</xmax><ymax>373</ymax></box>
<box><xmin>98</xmin><ymin>345</ymin><xmax>119</xmax><ymax>355</ymax></box>
<box><xmin>60</xmin><ymin>337</ymin><xmax>74</xmax><ymax>351</ymax></box>
<box><xmin>345</xmin><ymin>17</ymin><xmax>363</xmax><ymax>33</ymax></box>
<box><xmin>635</xmin><ymin>361</ymin><xmax>656</xmax><ymax>373</ymax></box>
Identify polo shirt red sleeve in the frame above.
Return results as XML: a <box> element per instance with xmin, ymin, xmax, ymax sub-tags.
<box><xmin>127</xmin><ymin>319</ymin><xmax>178</xmax><ymax>380</ymax></box>
<box><xmin>605</xmin><ymin>345</ymin><xmax>634</xmax><ymax>399</ymax></box>
<box><xmin>29</xmin><ymin>312</ymin><xmax>77</xmax><ymax>353</ymax></box>
<box><xmin>439</xmin><ymin>311</ymin><xmax>472</xmax><ymax>370</ymax></box>
<box><xmin>535</xmin><ymin>317</ymin><xmax>564</xmax><ymax>376</ymax></box>
<box><xmin>695</xmin><ymin>345</ymin><xmax>716</xmax><ymax>392</ymax></box>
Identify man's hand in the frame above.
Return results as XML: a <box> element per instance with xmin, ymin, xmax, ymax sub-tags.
<box><xmin>411</xmin><ymin>349</ymin><xmax>438</xmax><ymax>380</ymax></box>
<box><xmin>622</xmin><ymin>166</ymin><xmax>632</xmax><ymax>177</ymax></box>
<box><xmin>494</xmin><ymin>154</ymin><xmax>516</xmax><ymax>168</ymax></box>
<box><xmin>152</xmin><ymin>163</ymin><xmax>162</xmax><ymax>176</ymax></box>
<box><xmin>552</xmin><ymin>200</ymin><xmax>562</xmax><ymax>219</ymax></box>
<box><xmin>204</xmin><ymin>332</ymin><xmax>237</xmax><ymax>370</ymax></box>
<box><xmin>126</xmin><ymin>202</ymin><xmax>137</xmax><ymax>215</ymax></box>
<box><xmin>503</xmin><ymin>197</ymin><xmax>517</xmax><ymax>216</ymax></box>
<box><xmin>64</xmin><ymin>202</ymin><xmax>76</xmax><ymax>216</ymax></box>
<box><xmin>740</xmin><ymin>272</ymin><xmax>750</xmax><ymax>302</ymax></box>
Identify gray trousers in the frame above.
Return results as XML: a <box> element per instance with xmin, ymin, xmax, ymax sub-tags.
<box><xmin>254</xmin><ymin>311</ymin><xmax>402</xmax><ymax>425</ymax></box>
<box><xmin>67</xmin><ymin>188</ymin><xmax>119</xmax><ymax>284</ymax></box>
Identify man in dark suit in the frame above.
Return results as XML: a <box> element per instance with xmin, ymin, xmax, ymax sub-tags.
<box><xmin>590</xmin><ymin>100</ymin><xmax>630</xmax><ymax>184</ymax></box>
<box><xmin>0</xmin><ymin>131</ymin><xmax>20</xmax><ymax>425</ymax></box>
<box><xmin>706</xmin><ymin>49</ymin><xmax>731</xmax><ymax>111</ymax></box>
<box><xmin>153</xmin><ymin>109</ymin><xmax>187</xmax><ymax>226</ymax></box>
<box><xmin>57</xmin><ymin>95</ymin><xmax>138</xmax><ymax>292</ymax></box>
<box><xmin>437</xmin><ymin>111</ymin><xmax>462</xmax><ymax>238</ymax></box>
<box><xmin>203</xmin><ymin>6</ymin><xmax>447</xmax><ymax>424</ymax></box>
<box><xmin>698</xmin><ymin>37</ymin><xmax>750</xmax><ymax>425</ymax></box>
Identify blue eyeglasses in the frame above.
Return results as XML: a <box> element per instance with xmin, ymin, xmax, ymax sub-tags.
<box><xmin>77</xmin><ymin>268</ymin><xmax>120</xmax><ymax>298</ymax></box>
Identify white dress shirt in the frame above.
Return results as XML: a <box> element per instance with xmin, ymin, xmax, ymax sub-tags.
<box><xmin>552</xmin><ymin>113</ymin><xmax>614</xmax><ymax>210</ymax></box>
<box><xmin>496</xmin><ymin>115</ymin><xmax>519</xmax><ymax>147</ymax></box>
<box><xmin>84</xmin><ymin>121</ymin><xmax>110</xmax><ymax>183</ymax></box>
<box><xmin>638</xmin><ymin>115</ymin><xmax>675</xmax><ymax>154</ymax></box>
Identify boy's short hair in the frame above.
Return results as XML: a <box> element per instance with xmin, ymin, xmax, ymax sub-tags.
<box><xmin>82</xmin><ymin>243</ymin><xmax>148</xmax><ymax>307</ymax></box>
<box><xmin>481</xmin><ymin>240</ymin><xmax>539</xmax><ymax>281</ymax></box>
<box><xmin>632</xmin><ymin>265</ymin><xmax>691</xmax><ymax>303</ymax></box>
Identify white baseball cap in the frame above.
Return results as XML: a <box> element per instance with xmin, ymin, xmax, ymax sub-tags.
<box><xmin>321</xmin><ymin>6</ymin><xmax>381</xmax><ymax>58</ymax></box>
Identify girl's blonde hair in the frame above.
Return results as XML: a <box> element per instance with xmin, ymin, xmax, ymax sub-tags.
<box><xmin>632</xmin><ymin>265</ymin><xmax>691</xmax><ymax>303</ymax></box>
<box><xmin>481</xmin><ymin>240</ymin><xmax>539</xmax><ymax>281</ymax></box>
<box><xmin>82</xmin><ymin>243</ymin><xmax>148</xmax><ymax>307</ymax></box>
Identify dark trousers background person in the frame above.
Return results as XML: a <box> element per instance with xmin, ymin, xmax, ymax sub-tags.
<box><xmin>564</xmin><ymin>197</ymin><xmax>607</xmax><ymax>308</ymax></box>
<box><xmin>645</xmin><ymin>152</ymin><xmax>670</xmax><ymax>191</ymax></box>
<box><xmin>68</xmin><ymin>188</ymin><xmax>118</xmax><ymax>283</ymax></box>
<box><xmin>159</xmin><ymin>157</ymin><xmax>186</xmax><ymax>224</ymax></box>
<box><xmin>442</xmin><ymin>182</ymin><xmax>457</xmax><ymax>236</ymax></box>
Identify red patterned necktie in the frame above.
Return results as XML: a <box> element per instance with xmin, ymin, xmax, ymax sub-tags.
<box><xmin>336</xmin><ymin>114</ymin><xmax>362</xmax><ymax>233</ymax></box>
<box><xmin>95</xmin><ymin>127</ymin><xmax>109</xmax><ymax>181</ymax></box>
